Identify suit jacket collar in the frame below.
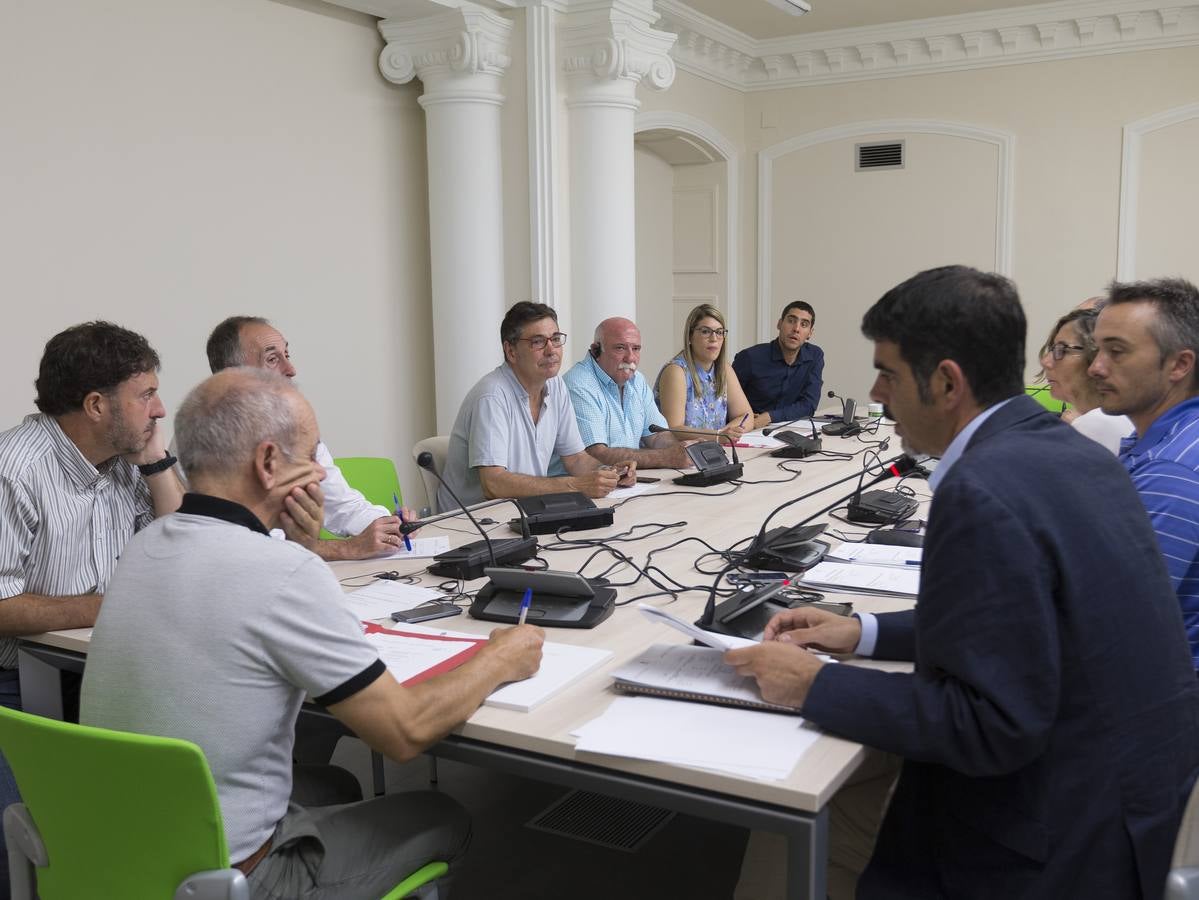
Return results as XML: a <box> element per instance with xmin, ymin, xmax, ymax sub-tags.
<box><xmin>965</xmin><ymin>394</ymin><xmax>1048</xmax><ymax>451</ymax></box>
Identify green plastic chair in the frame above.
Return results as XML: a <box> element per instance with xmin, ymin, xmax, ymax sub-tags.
<box><xmin>1026</xmin><ymin>384</ymin><xmax>1068</xmax><ymax>414</ymax></box>
<box><xmin>0</xmin><ymin>706</ymin><xmax>447</xmax><ymax>900</ymax></box>
<box><xmin>0</xmin><ymin>705</ymin><xmax>247</xmax><ymax>900</ymax></box>
<box><xmin>320</xmin><ymin>456</ymin><xmax>403</xmax><ymax>541</ymax></box>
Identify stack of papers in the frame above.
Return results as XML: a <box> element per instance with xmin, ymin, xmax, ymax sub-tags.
<box><xmin>363</xmin><ymin>627</ymin><xmax>484</xmax><ymax>685</ymax></box>
<box><xmin>736</xmin><ymin>429</ymin><xmax>786</xmax><ymax>449</ymax></box>
<box><xmin>826</xmin><ymin>542</ymin><xmax>922</xmax><ymax>568</ymax></box>
<box><xmin>573</xmin><ymin>696</ymin><xmax>820</xmax><ymax>780</ymax></box>
<box><xmin>607</xmin><ymin>481</ymin><xmax>659</xmax><ymax>500</ymax></box>
<box><xmin>341</xmin><ymin>581</ymin><xmax>444</xmax><ymax>621</ymax></box>
<box><xmin>610</xmin><ymin>643</ymin><xmax>799</xmax><ymax>713</ymax></box>
<box><xmin>799</xmin><ymin>561</ymin><xmax>919</xmax><ymax>597</ymax></box>
<box><xmin>637</xmin><ymin>604</ymin><xmax>757</xmax><ymax>650</ymax></box>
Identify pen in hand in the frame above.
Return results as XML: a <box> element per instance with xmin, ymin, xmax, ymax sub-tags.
<box><xmin>394</xmin><ymin>493</ymin><xmax>412</xmax><ymax>552</ymax></box>
<box><xmin>518</xmin><ymin>587</ymin><xmax>532</xmax><ymax>625</ymax></box>
<box><xmin>738</xmin><ymin>412</ymin><xmax>749</xmax><ymax>428</ymax></box>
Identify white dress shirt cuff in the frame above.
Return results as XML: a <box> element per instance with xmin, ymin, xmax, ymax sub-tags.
<box><xmin>853</xmin><ymin>612</ymin><xmax>879</xmax><ymax>657</ymax></box>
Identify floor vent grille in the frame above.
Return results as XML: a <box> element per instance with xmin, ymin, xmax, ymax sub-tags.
<box><xmin>526</xmin><ymin>790</ymin><xmax>675</xmax><ymax>852</ymax></box>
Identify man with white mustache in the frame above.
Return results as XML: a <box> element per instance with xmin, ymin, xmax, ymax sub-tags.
<box><xmin>560</xmin><ymin>317</ymin><xmax>693</xmax><ymax>472</ymax></box>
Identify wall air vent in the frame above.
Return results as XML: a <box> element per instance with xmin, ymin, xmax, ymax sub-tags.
<box><xmin>856</xmin><ymin>141</ymin><xmax>904</xmax><ymax>171</ymax></box>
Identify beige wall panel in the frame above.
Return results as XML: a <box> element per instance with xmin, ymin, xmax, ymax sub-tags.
<box><xmin>771</xmin><ymin>133</ymin><xmax>998</xmax><ymax>402</ymax></box>
<box><xmin>1135</xmin><ymin>116</ymin><xmax>1199</xmax><ymax>285</ymax></box>
<box><xmin>635</xmin><ymin>148</ymin><xmax>676</xmax><ymax>372</ymax></box>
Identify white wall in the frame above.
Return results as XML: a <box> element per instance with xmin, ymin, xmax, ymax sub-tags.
<box><xmin>745</xmin><ymin>46</ymin><xmax>1199</xmax><ymax>391</ymax></box>
<box><xmin>634</xmin><ymin>147</ymin><xmax>676</xmax><ymax>369</ymax></box>
<box><xmin>1135</xmin><ymin>114</ymin><xmax>1199</xmax><ymax>284</ymax></box>
<box><xmin>0</xmin><ymin>0</ymin><xmax>434</xmax><ymax>500</ymax></box>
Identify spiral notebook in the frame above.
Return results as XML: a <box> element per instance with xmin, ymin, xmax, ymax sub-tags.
<box><xmin>610</xmin><ymin>643</ymin><xmax>801</xmax><ymax>715</ymax></box>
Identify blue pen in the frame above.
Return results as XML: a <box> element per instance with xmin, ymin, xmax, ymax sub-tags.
<box><xmin>738</xmin><ymin>412</ymin><xmax>749</xmax><ymax>428</ymax></box>
<box><xmin>394</xmin><ymin>493</ymin><xmax>412</xmax><ymax>552</ymax></box>
<box><xmin>518</xmin><ymin>587</ymin><xmax>532</xmax><ymax>625</ymax></box>
<box><xmin>904</xmin><ymin>559</ymin><xmax>921</xmax><ymax>566</ymax></box>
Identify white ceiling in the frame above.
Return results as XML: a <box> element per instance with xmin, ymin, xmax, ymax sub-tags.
<box><xmin>678</xmin><ymin>0</ymin><xmax>1062</xmax><ymax>39</ymax></box>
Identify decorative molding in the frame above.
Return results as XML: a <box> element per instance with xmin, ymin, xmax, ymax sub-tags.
<box><xmin>527</xmin><ymin>4</ymin><xmax>561</xmax><ymax>308</ymax></box>
<box><xmin>656</xmin><ymin>0</ymin><xmax>1199</xmax><ymax>92</ymax></box>
<box><xmin>560</xmin><ymin>4</ymin><xmax>678</xmax><ymax>106</ymax></box>
<box><xmin>1117</xmin><ymin>101</ymin><xmax>1199</xmax><ymax>280</ymax></box>
<box><xmin>635</xmin><ymin>111</ymin><xmax>740</xmax><ymax>344</ymax></box>
<box><xmin>377</xmin><ymin>8</ymin><xmax>513</xmax><ymax>103</ymax></box>
<box><xmin>671</xmin><ymin>184</ymin><xmax>720</xmax><ymax>273</ymax></box>
<box><xmin>757</xmin><ymin>120</ymin><xmax>1015</xmax><ymax>339</ymax></box>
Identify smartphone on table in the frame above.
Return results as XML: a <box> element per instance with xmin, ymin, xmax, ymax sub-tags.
<box><xmin>390</xmin><ymin>602</ymin><xmax>462</xmax><ymax>624</ymax></box>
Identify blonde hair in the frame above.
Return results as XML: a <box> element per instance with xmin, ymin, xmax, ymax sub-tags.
<box><xmin>678</xmin><ymin>304</ymin><xmax>728</xmax><ymax>400</ymax></box>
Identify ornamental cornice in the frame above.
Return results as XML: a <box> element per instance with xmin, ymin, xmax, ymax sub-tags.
<box><xmin>656</xmin><ymin>0</ymin><xmax>1199</xmax><ymax>92</ymax></box>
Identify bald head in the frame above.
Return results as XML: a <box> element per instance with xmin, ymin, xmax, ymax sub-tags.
<box><xmin>1076</xmin><ymin>295</ymin><xmax>1106</xmax><ymax>311</ymax></box>
<box><xmin>175</xmin><ymin>368</ymin><xmax>311</xmax><ymax>480</ymax></box>
<box><xmin>591</xmin><ymin>318</ymin><xmax>643</xmax><ymax>386</ymax></box>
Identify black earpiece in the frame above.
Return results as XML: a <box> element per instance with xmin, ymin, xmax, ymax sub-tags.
<box><xmin>590</xmin><ymin>343</ymin><xmax>601</xmax><ymax>359</ymax></box>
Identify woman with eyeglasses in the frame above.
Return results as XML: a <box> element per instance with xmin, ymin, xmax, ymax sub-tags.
<box><xmin>654</xmin><ymin>304</ymin><xmax>752</xmax><ymax>442</ymax></box>
<box><xmin>1038</xmin><ymin>307</ymin><xmax>1133</xmax><ymax>453</ymax></box>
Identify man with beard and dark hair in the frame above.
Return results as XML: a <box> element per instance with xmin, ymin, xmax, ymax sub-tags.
<box><xmin>0</xmin><ymin>320</ymin><xmax>183</xmax><ymax>895</ymax></box>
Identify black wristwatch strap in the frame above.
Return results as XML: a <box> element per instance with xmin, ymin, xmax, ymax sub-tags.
<box><xmin>138</xmin><ymin>453</ymin><xmax>178</xmax><ymax>476</ymax></box>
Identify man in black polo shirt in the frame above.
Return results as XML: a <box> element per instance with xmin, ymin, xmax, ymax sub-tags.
<box><xmin>733</xmin><ymin>300</ymin><xmax>824</xmax><ymax>430</ymax></box>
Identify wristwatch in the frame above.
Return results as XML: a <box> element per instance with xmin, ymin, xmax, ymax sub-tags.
<box><xmin>137</xmin><ymin>453</ymin><xmax>178</xmax><ymax>476</ymax></box>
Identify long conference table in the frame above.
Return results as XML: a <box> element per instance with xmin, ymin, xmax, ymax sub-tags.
<box><xmin>17</xmin><ymin>424</ymin><xmax>930</xmax><ymax>899</ymax></box>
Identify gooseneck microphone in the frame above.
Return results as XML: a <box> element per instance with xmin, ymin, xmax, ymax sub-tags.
<box><xmin>845</xmin><ymin>453</ymin><xmax>919</xmax><ymax>525</ymax></box>
<box><xmin>411</xmin><ymin>452</ymin><xmax>537</xmax><ymax>580</ymax></box>
<box><xmin>698</xmin><ymin>454</ymin><xmax>914</xmax><ymax>627</ymax></box>
<box><xmin>762</xmin><ymin>415</ymin><xmax>821</xmax><ymax>458</ymax></box>
<box><xmin>822</xmin><ymin>389</ymin><xmax>861</xmax><ymax>437</ymax></box>
<box><xmin>648</xmin><ymin>425</ymin><xmax>744</xmax><ymax>486</ymax></box>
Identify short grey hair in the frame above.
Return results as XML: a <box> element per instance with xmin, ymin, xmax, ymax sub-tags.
<box><xmin>1106</xmin><ymin>278</ymin><xmax>1199</xmax><ymax>371</ymax></box>
<box><xmin>206</xmin><ymin>316</ymin><xmax>269</xmax><ymax>374</ymax></box>
<box><xmin>176</xmin><ymin>368</ymin><xmax>302</xmax><ymax>478</ymax></box>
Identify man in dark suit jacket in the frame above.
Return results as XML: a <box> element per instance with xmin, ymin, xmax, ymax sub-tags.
<box><xmin>728</xmin><ymin>265</ymin><xmax>1199</xmax><ymax>899</ymax></box>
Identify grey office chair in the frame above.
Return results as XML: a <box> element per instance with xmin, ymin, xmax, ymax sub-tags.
<box><xmin>412</xmin><ymin>436</ymin><xmax>450</xmax><ymax>515</ymax></box>
<box><xmin>1166</xmin><ymin>777</ymin><xmax>1199</xmax><ymax>899</ymax></box>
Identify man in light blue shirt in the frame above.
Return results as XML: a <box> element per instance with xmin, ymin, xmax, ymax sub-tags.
<box><xmin>1090</xmin><ymin>276</ymin><xmax>1199</xmax><ymax>669</ymax></box>
<box><xmin>559</xmin><ymin>318</ymin><xmax>691</xmax><ymax>472</ymax></box>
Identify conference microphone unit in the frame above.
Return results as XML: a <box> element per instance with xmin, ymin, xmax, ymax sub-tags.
<box><xmin>845</xmin><ymin>455</ymin><xmax>919</xmax><ymax>525</ymax></box>
<box><xmin>822</xmin><ymin>390</ymin><xmax>862</xmax><ymax>437</ymax></box>
<box><xmin>648</xmin><ymin>425</ymin><xmax>743</xmax><ymax>487</ymax></box>
<box><xmin>413</xmin><ymin>452</ymin><xmax>538</xmax><ymax>581</ymax></box>
<box><xmin>762</xmin><ymin>416</ymin><xmax>822</xmax><ymax>458</ymax></box>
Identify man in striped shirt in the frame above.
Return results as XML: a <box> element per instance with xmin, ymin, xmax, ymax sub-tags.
<box><xmin>1090</xmin><ymin>277</ymin><xmax>1199</xmax><ymax>668</ymax></box>
<box><xmin>0</xmin><ymin>321</ymin><xmax>184</xmax><ymax>895</ymax></box>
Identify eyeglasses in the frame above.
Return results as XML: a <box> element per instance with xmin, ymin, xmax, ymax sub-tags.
<box><xmin>514</xmin><ymin>332</ymin><xmax>567</xmax><ymax>351</ymax></box>
<box><xmin>693</xmin><ymin>326</ymin><xmax>728</xmax><ymax>339</ymax></box>
<box><xmin>1046</xmin><ymin>342</ymin><xmax>1086</xmax><ymax>361</ymax></box>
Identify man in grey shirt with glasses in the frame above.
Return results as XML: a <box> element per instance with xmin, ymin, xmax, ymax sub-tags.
<box><xmin>439</xmin><ymin>302</ymin><xmax>636</xmax><ymax>510</ymax></box>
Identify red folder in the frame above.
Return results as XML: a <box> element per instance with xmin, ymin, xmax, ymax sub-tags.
<box><xmin>362</xmin><ymin>622</ymin><xmax>486</xmax><ymax>686</ymax></box>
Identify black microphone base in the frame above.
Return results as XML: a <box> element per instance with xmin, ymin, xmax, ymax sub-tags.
<box><xmin>846</xmin><ymin>490</ymin><xmax>918</xmax><ymax>525</ymax></box>
<box><xmin>673</xmin><ymin>463</ymin><xmax>744</xmax><ymax>487</ymax></box>
<box><xmin>770</xmin><ymin>440</ymin><xmax>822</xmax><ymax>459</ymax></box>
<box><xmin>821</xmin><ymin>421</ymin><xmax>862</xmax><ymax>437</ymax></box>
<box><xmin>427</xmin><ymin>536</ymin><xmax>539</xmax><ymax>581</ymax></box>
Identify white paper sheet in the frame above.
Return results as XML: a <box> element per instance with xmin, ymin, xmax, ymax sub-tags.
<box><xmin>826</xmin><ymin>542</ymin><xmax>922</xmax><ymax>567</ymax></box>
<box><xmin>486</xmin><ymin>642</ymin><xmax>613</xmax><ymax>712</ymax></box>
<box><xmin>363</xmin><ymin>630</ymin><xmax>481</xmax><ymax>684</ymax></box>
<box><xmin>573</xmin><ymin>696</ymin><xmax>820</xmax><ymax>780</ymax></box>
<box><xmin>378</xmin><ymin>536</ymin><xmax>451</xmax><ymax>560</ymax></box>
<box><xmin>637</xmin><ymin>604</ymin><xmax>757</xmax><ymax>651</ymax></box>
<box><xmin>800</xmin><ymin>561</ymin><xmax>920</xmax><ymax>596</ymax></box>
<box><xmin>607</xmin><ymin>482</ymin><xmax>660</xmax><ymax>500</ymax></box>
<box><xmin>342</xmin><ymin>581</ymin><xmax>443</xmax><ymax>621</ymax></box>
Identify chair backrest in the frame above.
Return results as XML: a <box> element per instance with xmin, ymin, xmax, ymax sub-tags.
<box><xmin>1026</xmin><ymin>384</ymin><xmax>1067</xmax><ymax>414</ymax></box>
<box><xmin>412</xmin><ymin>437</ymin><xmax>450</xmax><ymax>515</ymax></box>
<box><xmin>0</xmin><ymin>706</ymin><xmax>230</xmax><ymax>899</ymax></box>
<box><xmin>334</xmin><ymin>457</ymin><xmax>403</xmax><ymax>509</ymax></box>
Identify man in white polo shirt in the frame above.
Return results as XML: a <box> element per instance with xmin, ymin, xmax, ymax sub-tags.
<box><xmin>82</xmin><ymin>367</ymin><xmax>543</xmax><ymax>898</ymax></box>
<box><xmin>439</xmin><ymin>302</ymin><xmax>636</xmax><ymax>510</ymax></box>
<box><xmin>205</xmin><ymin>316</ymin><xmax>413</xmax><ymax>560</ymax></box>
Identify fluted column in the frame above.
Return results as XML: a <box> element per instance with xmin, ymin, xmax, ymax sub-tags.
<box><xmin>561</xmin><ymin>3</ymin><xmax>676</xmax><ymax>334</ymax></box>
<box><xmin>379</xmin><ymin>10</ymin><xmax>513</xmax><ymax>432</ymax></box>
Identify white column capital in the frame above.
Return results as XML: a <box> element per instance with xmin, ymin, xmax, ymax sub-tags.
<box><xmin>560</xmin><ymin>3</ymin><xmax>677</xmax><ymax>108</ymax></box>
<box><xmin>378</xmin><ymin>8</ymin><xmax>513</xmax><ymax>104</ymax></box>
